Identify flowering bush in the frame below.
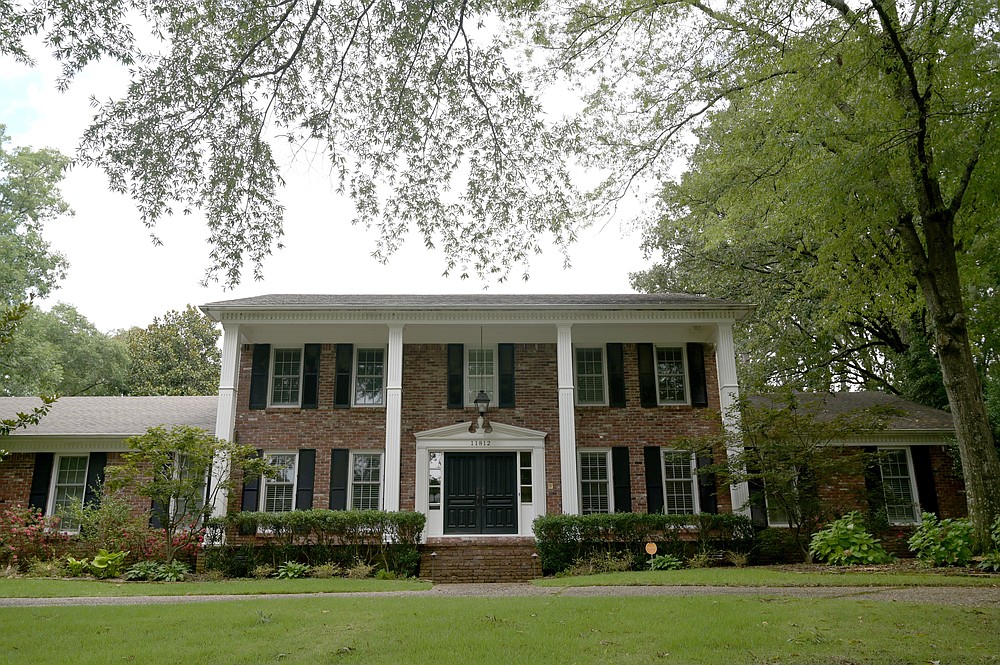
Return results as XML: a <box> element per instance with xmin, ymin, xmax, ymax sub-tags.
<box><xmin>0</xmin><ymin>506</ymin><xmax>71</xmax><ymax>570</ymax></box>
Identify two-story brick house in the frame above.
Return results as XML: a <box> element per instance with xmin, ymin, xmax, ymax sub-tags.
<box><xmin>200</xmin><ymin>294</ymin><xmax>755</xmax><ymax>540</ymax></box>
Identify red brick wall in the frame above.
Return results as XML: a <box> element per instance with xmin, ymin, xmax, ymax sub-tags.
<box><xmin>928</xmin><ymin>445</ymin><xmax>966</xmax><ymax>518</ymax></box>
<box><xmin>232</xmin><ymin>342</ymin><xmax>732</xmax><ymax>515</ymax></box>
<box><xmin>0</xmin><ymin>453</ymin><xmax>35</xmax><ymax>509</ymax></box>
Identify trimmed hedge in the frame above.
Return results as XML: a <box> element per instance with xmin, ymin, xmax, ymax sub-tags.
<box><xmin>204</xmin><ymin>509</ymin><xmax>425</xmax><ymax>578</ymax></box>
<box><xmin>532</xmin><ymin>513</ymin><xmax>755</xmax><ymax>574</ymax></box>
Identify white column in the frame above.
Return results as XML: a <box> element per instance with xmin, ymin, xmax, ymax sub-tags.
<box><xmin>210</xmin><ymin>323</ymin><xmax>240</xmax><ymax>518</ymax></box>
<box><xmin>383</xmin><ymin>324</ymin><xmax>404</xmax><ymax>512</ymax></box>
<box><xmin>717</xmin><ymin>322</ymin><xmax>750</xmax><ymax>516</ymax></box>
<box><xmin>556</xmin><ymin>324</ymin><xmax>579</xmax><ymax>514</ymax></box>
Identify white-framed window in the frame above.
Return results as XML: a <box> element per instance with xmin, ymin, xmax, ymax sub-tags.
<box><xmin>354</xmin><ymin>347</ymin><xmax>386</xmax><ymax>406</ymax></box>
<box><xmin>261</xmin><ymin>452</ymin><xmax>297</xmax><ymax>513</ymax></box>
<box><xmin>428</xmin><ymin>452</ymin><xmax>442</xmax><ymax>511</ymax></box>
<box><xmin>661</xmin><ymin>449</ymin><xmax>698</xmax><ymax>514</ymax></box>
<box><xmin>655</xmin><ymin>346</ymin><xmax>688</xmax><ymax>404</ymax></box>
<box><xmin>270</xmin><ymin>347</ymin><xmax>303</xmax><ymax>407</ymax></box>
<box><xmin>171</xmin><ymin>454</ymin><xmax>207</xmax><ymax>527</ymax></box>
<box><xmin>350</xmin><ymin>452</ymin><xmax>382</xmax><ymax>510</ymax></box>
<box><xmin>50</xmin><ymin>455</ymin><xmax>89</xmax><ymax>531</ymax></box>
<box><xmin>575</xmin><ymin>347</ymin><xmax>606</xmax><ymax>406</ymax></box>
<box><xmin>519</xmin><ymin>451</ymin><xmax>533</xmax><ymax>504</ymax></box>
<box><xmin>579</xmin><ymin>450</ymin><xmax>612</xmax><ymax>515</ymax></box>
<box><xmin>878</xmin><ymin>447</ymin><xmax>919</xmax><ymax>524</ymax></box>
<box><xmin>466</xmin><ymin>346</ymin><xmax>496</xmax><ymax>405</ymax></box>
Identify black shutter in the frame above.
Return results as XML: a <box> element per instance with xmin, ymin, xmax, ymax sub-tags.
<box><xmin>696</xmin><ymin>453</ymin><xmax>718</xmax><ymax>514</ymax></box>
<box><xmin>295</xmin><ymin>449</ymin><xmax>316</xmax><ymax>510</ymax></box>
<box><xmin>687</xmin><ymin>343</ymin><xmax>709</xmax><ymax>408</ymax></box>
<box><xmin>611</xmin><ymin>447</ymin><xmax>632</xmax><ymax>513</ymax></box>
<box><xmin>498</xmin><ymin>343</ymin><xmax>515</xmax><ymax>408</ymax></box>
<box><xmin>910</xmin><ymin>446</ymin><xmax>940</xmax><ymax>516</ymax></box>
<box><xmin>149</xmin><ymin>498</ymin><xmax>165</xmax><ymax>529</ymax></box>
<box><xmin>637</xmin><ymin>343</ymin><xmax>657</xmax><ymax>408</ymax></box>
<box><xmin>28</xmin><ymin>453</ymin><xmax>54</xmax><ymax>512</ymax></box>
<box><xmin>334</xmin><ymin>344</ymin><xmax>353</xmax><ymax>408</ymax></box>
<box><xmin>447</xmin><ymin>344</ymin><xmax>464</xmax><ymax>409</ymax></box>
<box><xmin>241</xmin><ymin>449</ymin><xmax>264</xmax><ymax>511</ymax></box>
<box><xmin>83</xmin><ymin>452</ymin><xmax>107</xmax><ymax>507</ymax></box>
<box><xmin>302</xmin><ymin>344</ymin><xmax>322</xmax><ymax>409</ymax></box>
<box><xmin>644</xmin><ymin>446</ymin><xmax>664</xmax><ymax>514</ymax></box>
<box><xmin>329</xmin><ymin>448</ymin><xmax>349</xmax><ymax>510</ymax></box>
<box><xmin>607</xmin><ymin>343</ymin><xmax>626</xmax><ymax>408</ymax></box>
<box><xmin>249</xmin><ymin>344</ymin><xmax>271</xmax><ymax>410</ymax></box>
<box><xmin>861</xmin><ymin>446</ymin><xmax>883</xmax><ymax>517</ymax></box>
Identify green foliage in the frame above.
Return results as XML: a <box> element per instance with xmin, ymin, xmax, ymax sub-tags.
<box><xmin>123</xmin><ymin>561</ymin><xmax>161</xmax><ymax>581</ymax></box>
<box><xmin>308</xmin><ymin>562</ymin><xmax>343</xmax><ymax>579</ymax></box>
<box><xmin>64</xmin><ymin>556</ymin><xmax>89</xmax><ymax>577</ymax></box>
<box><xmin>648</xmin><ymin>554</ymin><xmax>684</xmax><ymax>571</ymax></box>
<box><xmin>89</xmin><ymin>549</ymin><xmax>129</xmax><ymax>578</ymax></box>
<box><xmin>531</xmin><ymin>512</ymin><xmax>755</xmax><ymax>574</ymax></box>
<box><xmin>119</xmin><ymin>305</ymin><xmax>221</xmax><ymax>396</ymax></box>
<box><xmin>26</xmin><ymin>558</ymin><xmax>67</xmax><ymax>578</ymax></box>
<box><xmin>808</xmin><ymin>513</ymin><xmax>893</xmax><ymax>566</ymax></box>
<box><xmin>275</xmin><ymin>561</ymin><xmax>311</xmax><ymax>579</ymax></box>
<box><xmin>908</xmin><ymin>513</ymin><xmax>975</xmax><ymax>567</ymax></box>
<box><xmin>565</xmin><ymin>550</ymin><xmax>636</xmax><ymax>576</ymax></box>
<box><xmin>124</xmin><ymin>560</ymin><xmax>191</xmax><ymax>582</ymax></box>
<box><xmin>0</xmin><ymin>505</ymin><xmax>71</xmax><ymax>569</ymax></box>
<box><xmin>59</xmin><ymin>487</ymin><xmax>151</xmax><ymax>556</ymax></box>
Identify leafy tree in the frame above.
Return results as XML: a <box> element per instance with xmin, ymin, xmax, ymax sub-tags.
<box><xmin>0</xmin><ymin>304</ymin><xmax>55</xmax><ymax>457</ymax></box>
<box><xmin>105</xmin><ymin>425</ymin><xmax>274</xmax><ymax>563</ymax></box>
<box><xmin>0</xmin><ymin>303</ymin><xmax>128</xmax><ymax>397</ymax></box>
<box><xmin>0</xmin><ymin>125</ymin><xmax>70</xmax><ymax>305</ymax></box>
<box><xmin>121</xmin><ymin>305</ymin><xmax>221</xmax><ymax>396</ymax></box>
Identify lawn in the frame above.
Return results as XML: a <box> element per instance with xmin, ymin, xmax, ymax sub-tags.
<box><xmin>535</xmin><ymin>565</ymin><xmax>1000</xmax><ymax>588</ymax></box>
<box><xmin>0</xmin><ymin>576</ymin><xmax>430</xmax><ymax>598</ymax></box>
<box><xmin>1</xmin><ymin>595</ymin><xmax>997</xmax><ymax>664</ymax></box>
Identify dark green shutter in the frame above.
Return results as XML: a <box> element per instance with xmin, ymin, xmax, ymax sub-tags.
<box><xmin>447</xmin><ymin>344</ymin><xmax>464</xmax><ymax>409</ymax></box>
<box><xmin>334</xmin><ymin>344</ymin><xmax>353</xmax><ymax>408</ymax></box>
<box><xmin>637</xmin><ymin>344</ymin><xmax>657</xmax><ymax>408</ymax></box>
<box><xmin>687</xmin><ymin>343</ymin><xmax>709</xmax><ymax>408</ymax></box>
<box><xmin>149</xmin><ymin>498</ymin><xmax>165</xmax><ymax>528</ymax></box>
<box><xmin>83</xmin><ymin>452</ymin><xmax>107</xmax><ymax>507</ymax></box>
<box><xmin>607</xmin><ymin>343</ymin><xmax>626</xmax><ymax>407</ymax></box>
<box><xmin>909</xmin><ymin>446</ymin><xmax>939</xmax><ymax>516</ymax></box>
<box><xmin>241</xmin><ymin>449</ymin><xmax>264</xmax><ymax>511</ymax></box>
<box><xmin>302</xmin><ymin>344</ymin><xmax>321</xmax><ymax>409</ymax></box>
<box><xmin>612</xmin><ymin>447</ymin><xmax>632</xmax><ymax>513</ymax></box>
<box><xmin>498</xmin><ymin>343</ymin><xmax>515</xmax><ymax>408</ymax></box>
<box><xmin>696</xmin><ymin>453</ymin><xmax>718</xmax><ymax>514</ymax></box>
<box><xmin>861</xmin><ymin>446</ymin><xmax>883</xmax><ymax>517</ymax></box>
<box><xmin>644</xmin><ymin>446</ymin><xmax>664</xmax><ymax>514</ymax></box>
<box><xmin>329</xmin><ymin>448</ymin><xmax>349</xmax><ymax>510</ymax></box>
<box><xmin>249</xmin><ymin>344</ymin><xmax>271</xmax><ymax>409</ymax></box>
<box><xmin>28</xmin><ymin>453</ymin><xmax>54</xmax><ymax>512</ymax></box>
<box><xmin>295</xmin><ymin>449</ymin><xmax>316</xmax><ymax>509</ymax></box>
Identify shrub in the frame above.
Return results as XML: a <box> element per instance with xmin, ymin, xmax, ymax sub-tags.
<box><xmin>0</xmin><ymin>506</ymin><xmax>71</xmax><ymax>570</ymax></box>
<box><xmin>649</xmin><ymin>554</ymin><xmax>684</xmax><ymax>571</ymax></box>
<box><xmin>566</xmin><ymin>550</ymin><xmax>636</xmax><ymax>576</ymax></box>
<box><xmin>26</xmin><ymin>558</ymin><xmax>66</xmax><ymax>578</ymax></box>
<box><xmin>686</xmin><ymin>552</ymin><xmax>713</xmax><ymax>568</ymax></box>
<box><xmin>59</xmin><ymin>488</ymin><xmax>150</xmax><ymax>556</ymax></box>
<box><xmin>251</xmin><ymin>564</ymin><xmax>275</xmax><ymax>579</ymax></box>
<box><xmin>154</xmin><ymin>560</ymin><xmax>190</xmax><ymax>582</ymax></box>
<box><xmin>124</xmin><ymin>561</ymin><xmax>162</xmax><ymax>581</ymax></box>
<box><xmin>65</xmin><ymin>556</ymin><xmax>89</xmax><ymax>577</ymax></box>
<box><xmin>908</xmin><ymin>513</ymin><xmax>974</xmax><ymax>566</ymax></box>
<box><xmin>375</xmin><ymin>569</ymin><xmax>399</xmax><ymax>580</ymax></box>
<box><xmin>275</xmin><ymin>561</ymin><xmax>311</xmax><ymax>579</ymax></box>
<box><xmin>725</xmin><ymin>550</ymin><xmax>749</xmax><ymax>567</ymax></box>
<box><xmin>89</xmin><ymin>550</ymin><xmax>129</xmax><ymax>578</ymax></box>
<box><xmin>345</xmin><ymin>559</ymin><xmax>375</xmax><ymax>579</ymax></box>
<box><xmin>809</xmin><ymin>512</ymin><xmax>893</xmax><ymax>566</ymax></box>
<box><xmin>309</xmin><ymin>562</ymin><xmax>343</xmax><ymax>578</ymax></box>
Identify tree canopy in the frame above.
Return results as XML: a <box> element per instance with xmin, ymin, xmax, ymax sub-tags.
<box><xmin>120</xmin><ymin>305</ymin><xmax>221</xmax><ymax>396</ymax></box>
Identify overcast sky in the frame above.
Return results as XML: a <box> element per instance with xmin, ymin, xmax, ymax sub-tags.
<box><xmin>1</xmin><ymin>46</ymin><xmax>653</xmax><ymax>333</ymax></box>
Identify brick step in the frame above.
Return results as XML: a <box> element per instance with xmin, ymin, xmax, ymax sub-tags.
<box><xmin>420</xmin><ymin>537</ymin><xmax>542</xmax><ymax>583</ymax></box>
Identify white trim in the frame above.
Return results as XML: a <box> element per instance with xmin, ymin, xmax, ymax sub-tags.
<box><xmin>48</xmin><ymin>454</ymin><xmax>90</xmax><ymax>531</ymax></box>
<box><xmin>654</xmin><ymin>345</ymin><xmax>690</xmax><ymax>406</ymax></box>
<box><xmin>268</xmin><ymin>346</ymin><xmax>304</xmax><ymax>408</ymax></box>
<box><xmin>464</xmin><ymin>345</ymin><xmax>498</xmax><ymax>406</ymax></box>
<box><xmin>260</xmin><ymin>451</ymin><xmax>299</xmax><ymax>512</ymax></box>
<box><xmin>348</xmin><ymin>450</ymin><xmax>384</xmax><ymax>511</ymax></box>
<box><xmin>573</xmin><ymin>345</ymin><xmax>608</xmax><ymax>406</ymax></box>
<box><xmin>578</xmin><ymin>448</ymin><xmax>613</xmax><ymax>515</ymax></box>
<box><xmin>877</xmin><ymin>446</ymin><xmax>921</xmax><ymax>524</ymax></box>
<box><xmin>557</xmin><ymin>324</ymin><xmax>579</xmax><ymax>514</ymax></box>
<box><xmin>352</xmin><ymin>346</ymin><xmax>387</xmax><ymax>407</ymax></box>
<box><xmin>660</xmin><ymin>448</ymin><xmax>699</xmax><ymax>515</ymax></box>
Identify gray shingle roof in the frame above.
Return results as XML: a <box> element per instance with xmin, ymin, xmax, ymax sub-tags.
<box><xmin>2</xmin><ymin>396</ymin><xmax>218</xmax><ymax>437</ymax></box>
<box><xmin>748</xmin><ymin>392</ymin><xmax>954</xmax><ymax>432</ymax></box>
<box><xmin>202</xmin><ymin>293</ymin><xmax>751</xmax><ymax>310</ymax></box>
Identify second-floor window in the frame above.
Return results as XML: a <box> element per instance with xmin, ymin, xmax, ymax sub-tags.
<box><xmin>354</xmin><ymin>348</ymin><xmax>385</xmax><ymax>406</ymax></box>
<box><xmin>655</xmin><ymin>346</ymin><xmax>687</xmax><ymax>404</ymax></box>
<box><xmin>467</xmin><ymin>347</ymin><xmax>496</xmax><ymax>404</ymax></box>
<box><xmin>270</xmin><ymin>348</ymin><xmax>303</xmax><ymax>406</ymax></box>
<box><xmin>575</xmin><ymin>347</ymin><xmax>606</xmax><ymax>405</ymax></box>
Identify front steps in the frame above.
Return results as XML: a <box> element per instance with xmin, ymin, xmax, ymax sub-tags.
<box><xmin>420</xmin><ymin>536</ymin><xmax>542</xmax><ymax>583</ymax></box>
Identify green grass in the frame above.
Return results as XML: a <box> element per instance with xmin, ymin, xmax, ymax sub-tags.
<box><xmin>535</xmin><ymin>567</ymin><xmax>1000</xmax><ymax>588</ymax></box>
<box><xmin>1</xmin><ymin>595</ymin><xmax>998</xmax><ymax>663</ymax></box>
<box><xmin>0</xmin><ymin>576</ymin><xmax>430</xmax><ymax>598</ymax></box>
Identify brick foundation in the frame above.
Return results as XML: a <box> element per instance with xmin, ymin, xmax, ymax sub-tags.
<box><xmin>420</xmin><ymin>537</ymin><xmax>542</xmax><ymax>583</ymax></box>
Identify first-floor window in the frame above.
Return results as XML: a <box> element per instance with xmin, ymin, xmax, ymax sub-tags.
<box><xmin>662</xmin><ymin>449</ymin><xmax>697</xmax><ymax>514</ymax></box>
<box><xmin>579</xmin><ymin>450</ymin><xmax>611</xmax><ymax>515</ymax></box>
<box><xmin>262</xmin><ymin>452</ymin><xmax>297</xmax><ymax>512</ymax></box>
<box><xmin>428</xmin><ymin>452</ymin><xmax>442</xmax><ymax>510</ymax></box>
<box><xmin>172</xmin><ymin>454</ymin><xmax>206</xmax><ymax>526</ymax></box>
<box><xmin>51</xmin><ymin>455</ymin><xmax>89</xmax><ymax>531</ymax></box>
<box><xmin>519</xmin><ymin>451</ymin><xmax>533</xmax><ymax>504</ymax></box>
<box><xmin>879</xmin><ymin>447</ymin><xmax>919</xmax><ymax>523</ymax></box>
<box><xmin>351</xmin><ymin>452</ymin><xmax>382</xmax><ymax>510</ymax></box>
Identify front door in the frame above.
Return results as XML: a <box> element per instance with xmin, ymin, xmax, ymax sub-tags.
<box><xmin>444</xmin><ymin>452</ymin><xmax>518</xmax><ymax>534</ymax></box>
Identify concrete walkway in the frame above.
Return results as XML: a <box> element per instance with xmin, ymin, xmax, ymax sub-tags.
<box><xmin>2</xmin><ymin>583</ymin><xmax>999</xmax><ymax>607</ymax></box>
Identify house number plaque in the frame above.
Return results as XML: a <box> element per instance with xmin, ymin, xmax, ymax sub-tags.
<box><xmin>470</xmin><ymin>440</ymin><xmax>492</xmax><ymax>447</ymax></box>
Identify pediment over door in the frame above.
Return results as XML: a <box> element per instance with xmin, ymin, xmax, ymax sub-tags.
<box><xmin>414</xmin><ymin>421</ymin><xmax>547</xmax><ymax>444</ymax></box>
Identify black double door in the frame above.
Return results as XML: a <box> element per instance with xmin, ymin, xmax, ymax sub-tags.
<box><xmin>444</xmin><ymin>452</ymin><xmax>518</xmax><ymax>534</ymax></box>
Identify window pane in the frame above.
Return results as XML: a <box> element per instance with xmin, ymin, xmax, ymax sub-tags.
<box><xmin>662</xmin><ymin>450</ymin><xmax>694</xmax><ymax>514</ymax></box>
<box><xmin>576</xmin><ymin>348</ymin><xmax>605</xmax><ymax>404</ymax></box>
<box><xmin>355</xmin><ymin>348</ymin><xmax>385</xmax><ymax>405</ymax></box>
<box><xmin>351</xmin><ymin>453</ymin><xmax>381</xmax><ymax>511</ymax></box>
<box><xmin>580</xmin><ymin>452</ymin><xmax>610</xmax><ymax>515</ymax></box>
<box><xmin>879</xmin><ymin>449</ymin><xmax>917</xmax><ymax>523</ymax></box>
<box><xmin>467</xmin><ymin>348</ymin><xmax>495</xmax><ymax>402</ymax></box>
<box><xmin>428</xmin><ymin>452</ymin><xmax>442</xmax><ymax>508</ymax></box>
<box><xmin>655</xmin><ymin>347</ymin><xmax>686</xmax><ymax>403</ymax></box>
<box><xmin>54</xmin><ymin>457</ymin><xmax>88</xmax><ymax>530</ymax></box>
<box><xmin>271</xmin><ymin>348</ymin><xmax>302</xmax><ymax>404</ymax></box>
<box><xmin>263</xmin><ymin>453</ymin><xmax>296</xmax><ymax>513</ymax></box>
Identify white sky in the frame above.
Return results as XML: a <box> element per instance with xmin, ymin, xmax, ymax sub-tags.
<box><xmin>0</xmin><ymin>47</ymin><xmax>654</xmax><ymax>334</ymax></box>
